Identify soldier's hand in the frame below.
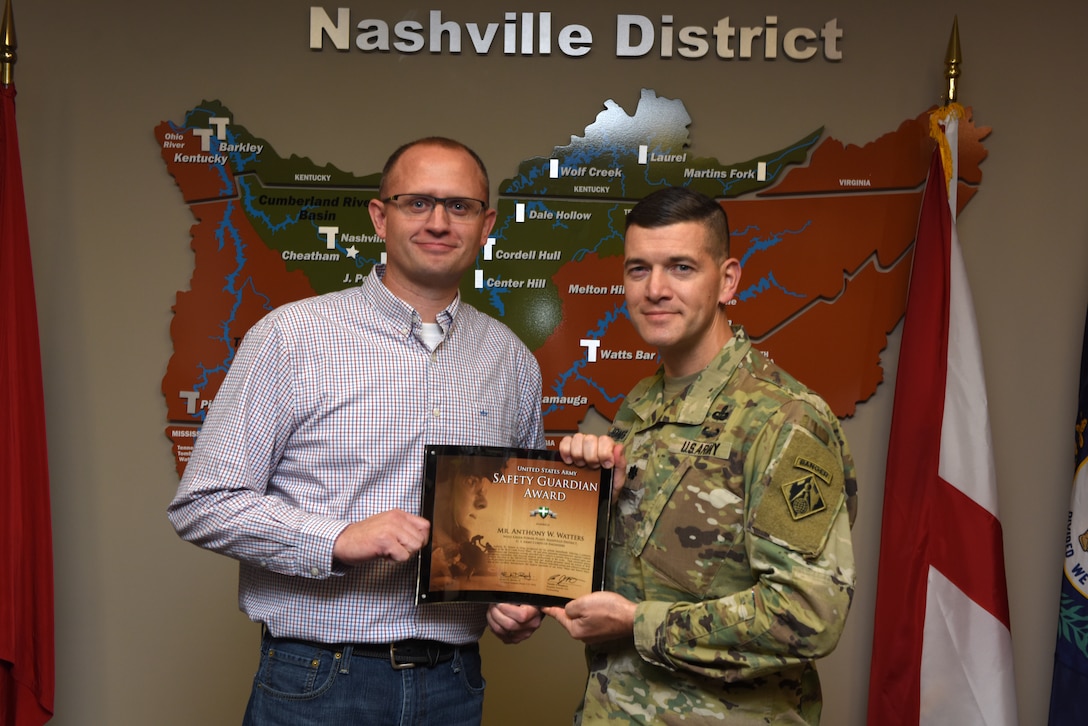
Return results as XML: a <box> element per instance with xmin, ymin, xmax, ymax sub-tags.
<box><xmin>332</xmin><ymin>510</ymin><xmax>430</xmax><ymax>565</ymax></box>
<box><xmin>543</xmin><ymin>591</ymin><xmax>636</xmax><ymax>645</ymax></box>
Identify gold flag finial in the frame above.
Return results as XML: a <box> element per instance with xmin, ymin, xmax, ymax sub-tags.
<box><xmin>1</xmin><ymin>0</ymin><xmax>15</xmax><ymax>87</ymax></box>
<box><xmin>943</xmin><ymin>16</ymin><xmax>961</xmax><ymax>105</ymax></box>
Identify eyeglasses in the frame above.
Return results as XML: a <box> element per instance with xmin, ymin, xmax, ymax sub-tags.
<box><xmin>381</xmin><ymin>194</ymin><xmax>488</xmax><ymax>219</ymax></box>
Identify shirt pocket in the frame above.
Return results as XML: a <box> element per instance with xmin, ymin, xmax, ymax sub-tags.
<box><xmin>632</xmin><ymin>456</ymin><xmax>747</xmax><ymax>597</ymax></box>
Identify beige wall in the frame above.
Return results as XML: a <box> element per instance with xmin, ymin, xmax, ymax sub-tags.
<box><xmin>15</xmin><ymin>1</ymin><xmax>1088</xmax><ymax>723</ymax></box>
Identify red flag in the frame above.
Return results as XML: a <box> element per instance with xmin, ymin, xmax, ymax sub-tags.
<box><xmin>0</xmin><ymin>82</ymin><xmax>55</xmax><ymax>725</ymax></box>
<box><xmin>867</xmin><ymin>109</ymin><xmax>1018</xmax><ymax>725</ymax></box>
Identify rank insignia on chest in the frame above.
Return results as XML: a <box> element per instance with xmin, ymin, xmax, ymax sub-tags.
<box><xmin>781</xmin><ymin>474</ymin><xmax>827</xmax><ymax>521</ymax></box>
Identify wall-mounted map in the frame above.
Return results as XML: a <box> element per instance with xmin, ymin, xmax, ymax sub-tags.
<box><xmin>157</xmin><ymin>89</ymin><xmax>989</xmax><ymax>475</ymax></box>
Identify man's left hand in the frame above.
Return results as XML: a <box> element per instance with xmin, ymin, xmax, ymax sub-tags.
<box><xmin>487</xmin><ymin>603</ymin><xmax>544</xmax><ymax>644</ymax></box>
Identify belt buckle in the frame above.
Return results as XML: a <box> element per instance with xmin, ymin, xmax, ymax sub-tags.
<box><xmin>389</xmin><ymin>642</ymin><xmax>416</xmax><ymax>670</ymax></box>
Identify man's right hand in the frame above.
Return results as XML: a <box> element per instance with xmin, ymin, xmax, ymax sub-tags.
<box><xmin>542</xmin><ymin>591</ymin><xmax>637</xmax><ymax>645</ymax></box>
<box><xmin>332</xmin><ymin>510</ymin><xmax>431</xmax><ymax>565</ymax></box>
<box><xmin>559</xmin><ymin>433</ymin><xmax>627</xmax><ymax>500</ymax></box>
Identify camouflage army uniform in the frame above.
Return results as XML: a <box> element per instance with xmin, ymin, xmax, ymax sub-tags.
<box><xmin>578</xmin><ymin>327</ymin><xmax>857</xmax><ymax>725</ymax></box>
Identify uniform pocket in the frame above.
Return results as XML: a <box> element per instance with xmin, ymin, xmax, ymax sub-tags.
<box><xmin>636</xmin><ymin>457</ymin><xmax>746</xmax><ymax>597</ymax></box>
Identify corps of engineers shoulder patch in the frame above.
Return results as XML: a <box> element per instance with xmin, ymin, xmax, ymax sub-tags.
<box><xmin>783</xmin><ymin>454</ymin><xmax>835</xmax><ymax>519</ymax></box>
<box><xmin>782</xmin><ymin>472</ymin><xmax>827</xmax><ymax>520</ymax></box>
<box><xmin>753</xmin><ymin>426</ymin><xmax>845</xmax><ymax>557</ymax></box>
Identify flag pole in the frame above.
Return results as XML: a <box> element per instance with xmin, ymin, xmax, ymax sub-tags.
<box><xmin>0</xmin><ymin>0</ymin><xmax>14</xmax><ymax>87</ymax></box>
<box><xmin>943</xmin><ymin>16</ymin><xmax>961</xmax><ymax>106</ymax></box>
<box><xmin>932</xmin><ymin>17</ymin><xmax>964</xmax><ymax>202</ymax></box>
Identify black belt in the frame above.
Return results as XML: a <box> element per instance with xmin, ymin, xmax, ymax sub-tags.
<box><xmin>266</xmin><ymin>630</ymin><xmax>474</xmax><ymax>670</ymax></box>
<box><xmin>353</xmin><ymin>639</ymin><xmax>475</xmax><ymax>670</ymax></box>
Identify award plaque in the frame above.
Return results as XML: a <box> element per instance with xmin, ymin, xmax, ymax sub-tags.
<box><xmin>416</xmin><ymin>444</ymin><xmax>612</xmax><ymax>607</ymax></box>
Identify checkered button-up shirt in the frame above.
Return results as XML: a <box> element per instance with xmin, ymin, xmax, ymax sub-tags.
<box><xmin>168</xmin><ymin>267</ymin><xmax>544</xmax><ymax>644</ymax></box>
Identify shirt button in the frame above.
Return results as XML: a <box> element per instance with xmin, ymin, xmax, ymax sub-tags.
<box><xmin>310</xmin><ymin>567</ymin><xmax>321</xmax><ymax>577</ymax></box>
<box><xmin>433</xmin><ymin>408</ymin><xmax>441</xmax><ymax>418</ymax></box>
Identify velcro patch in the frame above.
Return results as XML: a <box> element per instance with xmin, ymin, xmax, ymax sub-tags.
<box><xmin>752</xmin><ymin>426</ymin><xmax>844</xmax><ymax>557</ymax></box>
<box><xmin>666</xmin><ymin>439</ymin><xmax>731</xmax><ymax>459</ymax></box>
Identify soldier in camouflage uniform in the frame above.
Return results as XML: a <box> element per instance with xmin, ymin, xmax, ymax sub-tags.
<box><xmin>547</xmin><ymin>187</ymin><xmax>857</xmax><ymax>725</ymax></box>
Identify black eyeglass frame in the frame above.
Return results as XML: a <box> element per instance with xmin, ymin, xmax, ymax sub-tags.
<box><xmin>380</xmin><ymin>194</ymin><xmax>490</xmax><ymax>218</ymax></box>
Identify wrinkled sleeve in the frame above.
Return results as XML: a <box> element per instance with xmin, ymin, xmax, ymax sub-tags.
<box><xmin>632</xmin><ymin>401</ymin><xmax>856</xmax><ymax>681</ymax></box>
<box><xmin>166</xmin><ymin>315</ymin><xmax>348</xmax><ymax>579</ymax></box>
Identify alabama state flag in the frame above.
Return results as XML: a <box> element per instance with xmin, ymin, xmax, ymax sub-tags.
<box><xmin>867</xmin><ymin>105</ymin><xmax>1018</xmax><ymax>725</ymax></box>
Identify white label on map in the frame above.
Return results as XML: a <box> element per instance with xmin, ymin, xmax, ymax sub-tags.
<box><xmin>318</xmin><ymin>226</ymin><xmax>338</xmax><ymax>249</ymax></box>
<box><xmin>568</xmin><ymin>284</ymin><xmax>623</xmax><ymax>294</ymax></box>
<box><xmin>580</xmin><ymin>339</ymin><xmax>601</xmax><ymax>362</ymax></box>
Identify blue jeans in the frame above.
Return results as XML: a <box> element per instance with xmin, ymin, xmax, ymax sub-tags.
<box><xmin>242</xmin><ymin>634</ymin><xmax>486</xmax><ymax>726</ymax></box>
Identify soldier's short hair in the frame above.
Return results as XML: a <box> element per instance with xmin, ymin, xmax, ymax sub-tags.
<box><xmin>625</xmin><ymin>187</ymin><xmax>730</xmax><ymax>260</ymax></box>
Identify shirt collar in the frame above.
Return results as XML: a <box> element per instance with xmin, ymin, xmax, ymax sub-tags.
<box><xmin>362</xmin><ymin>264</ymin><xmax>459</xmax><ymax>335</ymax></box>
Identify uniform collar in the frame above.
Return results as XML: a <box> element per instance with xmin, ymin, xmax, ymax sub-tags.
<box><xmin>627</xmin><ymin>326</ymin><xmax>751</xmax><ymax>426</ymax></box>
